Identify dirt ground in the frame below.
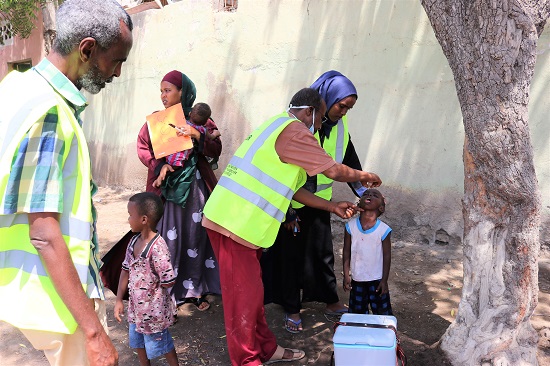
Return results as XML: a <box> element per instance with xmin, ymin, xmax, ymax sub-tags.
<box><xmin>1</xmin><ymin>186</ymin><xmax>550</xmax><ymax>365</ymax></box>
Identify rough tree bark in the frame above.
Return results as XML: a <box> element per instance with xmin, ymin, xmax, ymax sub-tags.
<box><xmin>41</xmin><ymin>0</ymin><xmax>58</xmax><ymax>55</ymax></box>
<box><xmin>420</xmin><ymin>1</ymin><xmax>550</xmax><ymax>365</ymax></box>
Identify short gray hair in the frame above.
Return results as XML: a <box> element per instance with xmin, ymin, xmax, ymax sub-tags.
<box><xmin>53</xmin><ymin>0</ymin><xmax>133</xmax><ymax>56</ymax></box>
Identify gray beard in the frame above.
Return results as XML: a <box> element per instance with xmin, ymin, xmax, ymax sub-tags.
<box><xmin>77</xmin><ymin>64</ymin><xmax>112</xmax><ymax>94</ymax></box>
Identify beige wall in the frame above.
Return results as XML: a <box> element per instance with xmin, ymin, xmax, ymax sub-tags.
<box><xmin>80</xmin><ymin>0</ymin><xmax>550</xmax><ymax>245</ymax></box>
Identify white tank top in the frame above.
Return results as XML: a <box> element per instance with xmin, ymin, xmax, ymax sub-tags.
<box><xmin>345</xmin><ymin>218</ymin><xmax>391</xmax><ymax>282</ymax></box>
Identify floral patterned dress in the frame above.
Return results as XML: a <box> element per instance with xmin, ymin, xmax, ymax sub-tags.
<box><xmin>122</xmin><ymin>233</ymin><xmax>176</xmax><ymax>334</ymax></box>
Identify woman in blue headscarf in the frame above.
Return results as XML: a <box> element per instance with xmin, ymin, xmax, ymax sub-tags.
<box><xmin>262</xmin><ymin>71</ymin><xmax>364</xmax><ymax>333</ymax></box>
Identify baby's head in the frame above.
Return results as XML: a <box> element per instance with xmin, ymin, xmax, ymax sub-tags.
<box><xmin>189</xmin><ymin>102</ymin><xmax>211</xmax><ymax>126</ymax></box>
<box><xmin>358</xmin><ymin>189</ymin><xmax>385</xmax><ymax>217</ymax></box>
<box><xmin>128</xmin><ymin>192</ymin><xmax>164</xmax><ymax>231</ymax></box>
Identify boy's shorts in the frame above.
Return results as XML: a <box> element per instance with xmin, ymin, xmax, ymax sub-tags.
<box><xmin>349</xmin><ymin>279</ymin><xmax>393</xmax><ymax>315</ymax></box>
<box><xmin>129</xmin><ymin>323</ymin><xmax>175</xmax><ymax>360</ymax></box>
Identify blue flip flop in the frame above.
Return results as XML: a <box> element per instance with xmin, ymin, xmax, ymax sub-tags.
<box><xmin>284</xmin><ymin>314</ymin><xmax>303</xmax><ymax>333</ymax></box>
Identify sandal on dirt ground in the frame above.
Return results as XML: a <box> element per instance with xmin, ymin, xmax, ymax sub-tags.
<box><xmin>263</xmin><ymin>345</ymin><xmax>305</xmax><ymax>365</ymax></box>
<box><xmin>284</xmin><ymin>314</ymin><xmax>303</xmax><ymax>333</ymax></box>
<box><xmin>193</xmin><ymin>296</ymin><xmax>211</xmax><ymax>311</ymax></box>
<box><xmin>178</xmin><ymin>296</ymin><xmax>211</xmax><ymax>311</ymax></box>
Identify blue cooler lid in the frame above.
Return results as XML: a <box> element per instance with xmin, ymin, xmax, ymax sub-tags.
<box><xmin>340</xmin><ymin>313</ymin><xmax>397</xmax><ymax>327</ymax></box>
<box><xmin>333</xmin><ymin>314</ymin><xmax>397</xmax><ymax>347</ymax></box>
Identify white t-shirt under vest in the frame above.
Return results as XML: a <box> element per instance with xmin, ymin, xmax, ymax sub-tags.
<box><xmin>345</xmin><ymin>217</ymin><xmax>392</xmax><ymax>282</ymax></box>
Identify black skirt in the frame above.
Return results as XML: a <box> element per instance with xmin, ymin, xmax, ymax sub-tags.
<box><xmin>261</xmin><ymin>206</ymin><xmax>340</xmax><ymax>313</ymax></box>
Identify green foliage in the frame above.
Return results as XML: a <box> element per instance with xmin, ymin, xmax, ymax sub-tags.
<box><xmin>0</xmin><ymin>0</ymin><xmax>46</xmax><ymax>40</ymax></box>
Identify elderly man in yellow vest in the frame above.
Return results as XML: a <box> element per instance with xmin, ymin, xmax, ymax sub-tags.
<box><xmin>202</xmin><ymin>87</ymin><xmax>382</xmax><ymax>366</ymax></box>
<box><xmin>0</xmin><ymin>1</ymin><xmax>133</xmax><ymax>365</ymax></box>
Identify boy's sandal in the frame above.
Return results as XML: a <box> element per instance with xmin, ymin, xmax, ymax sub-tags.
<box><xmin>263</xmin><ymin>345</ymin><xmax>305</xmax><ymax>365</ymax></box>
<box><xmin>195</xmin><ymin>296</ymin><xmax>210</xmax><ymax>311</ymax></box>
<box><xmin>176</xmin><ymin>297</ymin><xmax>196</xmax><ymax>307</ymax></box>
<box><xmin>284</xmin><ymin>314</ymin><xmax>303</xmax><ymax>333</ymax></box>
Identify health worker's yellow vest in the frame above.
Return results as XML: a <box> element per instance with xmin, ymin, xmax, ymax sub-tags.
<box><xmin>203</xmin><ymin>113</ymin><xmax>306</xmax><ymax>248</ymax></box>
<box><xmin>292</xmin><ymin>115</ymin><xmax>350</xmax><ymax>209</ymax></box>
<box><xmin>0</xmin><ymin>70</ymin><xmax>93</xmax><ymax>334</ymax></box>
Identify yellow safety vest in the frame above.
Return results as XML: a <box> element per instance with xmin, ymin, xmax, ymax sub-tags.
<box><xmin>0</xmin><ymin>70</ymin><xmax>93</xmax><ymax>334</ymax></box>
<box><xmin>292</xmin><ymin>115</ymin><xmax>350</xmax><ymax>209</ymax></box>
<box><xmin>203</xmin><ymin>113</ymin><xmax>307</xmax><ymax>248</ymax></box>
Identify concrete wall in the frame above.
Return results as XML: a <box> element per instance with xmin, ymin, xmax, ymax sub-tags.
<box><xmin>76</xmin><ymin>0</ymin><xmax>550</xmax><ymax>246</ymax></box>
<box><xmin>0</xmin><ymin>13</ymin><xmax>45</xmax><ymax>75</ymax></box>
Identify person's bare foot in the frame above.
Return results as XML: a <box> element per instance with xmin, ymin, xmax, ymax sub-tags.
<box><xmin>282</xmin><ymin>348</ymin><xmax>304</xmax><ymax>360</ymax></box>
<box><xmin>195</xmin><ymin>296</ymin><xmax>210</xmax><ymax>311</ymax></box>
<box><xmin>284</xmin><ymin>313</ymin><xmax>303</xmax><ymax>333</ymax></box>
<box><xmin>264</xmin><ymin>346</ymin><xmax>305</xmax><ymax>364</ymax></box>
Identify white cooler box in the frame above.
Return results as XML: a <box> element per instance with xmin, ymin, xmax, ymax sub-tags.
<box><xmin>333</xmin><ymin>313</ymin><xmax>397</xmax><ymax>366</ymax></box>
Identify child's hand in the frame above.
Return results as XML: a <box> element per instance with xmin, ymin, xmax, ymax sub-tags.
<box><xmin>343</xmin><ymin>274</ymin><xmax>352</xmax><ymax>292</ymax></box>
<box><xmin>153</xmin><ymin>164</ymin><xmax>175</xmax><ymax>188</ymax></box>
<box><xmin>177</xmin><ymin>124</ymin><xmax>200</xmax><ymax>139</ymax></box>
<box><xmin>376</xmin><ymin>280</ymin><xmax>389</xmax><ymax>295</ymax></box>
<box><xmin>153</xmin><ymin>176</ymin><xmax>163</xmax><ymax>188</ymax></box>
<box><xmin>114</xmin><ymin>300</ymin><xmax>124</xmax><ymax>323</ymax></box>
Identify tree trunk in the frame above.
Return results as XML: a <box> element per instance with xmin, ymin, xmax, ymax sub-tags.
<box><xmin>420</xmin><ymin>1</ymin><xmax>550</xmax><ymax>364</ymax></box>
<box><xmin>41</xmin><ymin>0</ymin><xmax>57</xmax><ymax>55</ymax></box>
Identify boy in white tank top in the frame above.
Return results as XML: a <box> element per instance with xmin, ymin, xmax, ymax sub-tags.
<box><xmin>343</xmin><ymin>189</ymin><xmax>393</xmax><ymax>315</ymax></box>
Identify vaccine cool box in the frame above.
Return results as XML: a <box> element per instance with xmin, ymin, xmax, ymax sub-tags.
<box><xmin>333</xmin><ymin>313</ymin><xmax>397</xmax><ymax>366</ymax></box>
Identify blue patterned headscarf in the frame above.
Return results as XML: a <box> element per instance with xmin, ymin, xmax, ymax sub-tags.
<box><xmin>310</xmin><ymin>70</ymin><xmax>357</xmax><ymax>137</ymax></box>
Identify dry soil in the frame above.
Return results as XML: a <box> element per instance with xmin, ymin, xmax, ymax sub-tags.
<box><xmin>1</xmin><ymin>186</ymin><xmax>549</xmax><ymax>365</ymax></box>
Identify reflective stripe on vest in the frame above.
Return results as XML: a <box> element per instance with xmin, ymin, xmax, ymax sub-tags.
<box><xmin>0</xmin><ymin>214</ymin><xmax>92</xmax><ymax>242</ymax></box>
<box><xmin>315</xmin><ymin>115</ymin><xmax>349</xmax><ymax>199</ymax></box>
<box><xmin>0</xmin><ymin>249</ymin><xmax>89</xmax><ymax>280</ymax></box>
<box><xmin>204</xmin><ymin>114</ymin><xmax>306</xmax><ymax>247</ymax></box>
<box><xmin>331</xmin><ymin>118</ymin><xmax>347</xmax><ymax>163</ymax></box>
<box><xmin>216</xmin><ymin>116</ymin><xmax>297</xmax><ymax>223</ymax></box>
<box><xmin>0</xmin><ymin>69</ymin><xmax>93</xmax><ymax>334</ymax></box>
<box><xmin>228</xmin><ymin>154</ymin><xmax>296</xmax><ymax>203</ymax></box>
<box><xmin>217</xmin><ymin>176</ymin><xmax>285</xmax><ymax>222</ymax></box>
<box><xmin>315</xmin><ymin>116</ymin><xmax>344</xmax><ymax>192</ymax></box>
<box><xmin>0</xmin><ymin>93</ymin><xmax>58</xmax><ymax>158</ymax></box>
